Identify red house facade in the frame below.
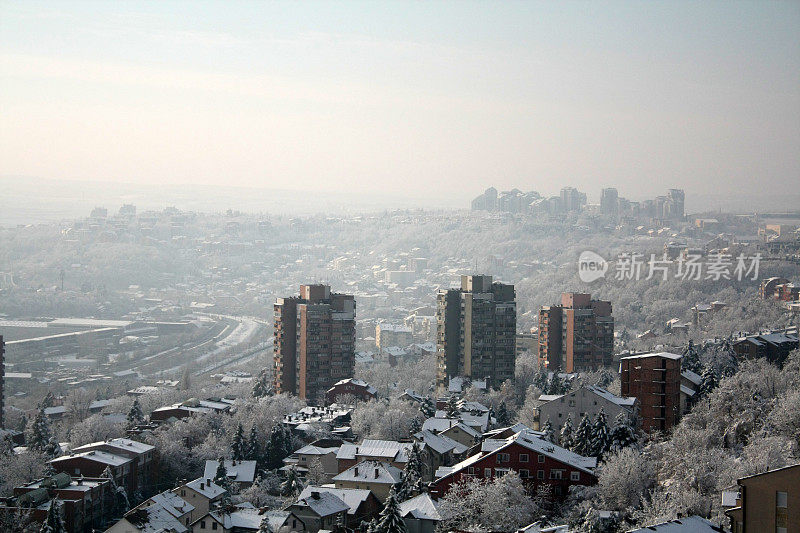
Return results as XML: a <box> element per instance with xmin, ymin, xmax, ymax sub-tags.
<box><xmin>430</xmin><ymin>431</ymin><xmax>596</xmax><ymax>499</ymax></box>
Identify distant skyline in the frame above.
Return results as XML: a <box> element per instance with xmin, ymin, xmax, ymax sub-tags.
<box><xmin>1</xmin><ymin>1</ymin><xmax>798</xmax><ymax>200</ymax></box>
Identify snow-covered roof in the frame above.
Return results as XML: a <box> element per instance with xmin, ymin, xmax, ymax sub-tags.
<box><xmin>295</xmin><ymin>444</ymin><xmax>341</xmax><ymax>456</ymax></box>
<box><xmin>414</xmin><ymin>430</ymin><xmax>468</xmax><ymax>455</ymax></box>
<box><xmin>73</xmin><ymin>438</ymin><xmax>154</xmax><ymax>455</ymax></box>
<box><xmin>422</xmin><ymin>417</ymin><xmax>481</xmax><ymax>439</ymax></box>
<box><xmin>337</xmin><ymin>440</ymin><xmax>412</xmax><ymax>462</ymax></box>
<box><xmin>680</xmin><ymin>384</ymin><xmax>696</xmax><ymax>397</ymax></box>
<box><xmin>298</xmin><ymin>486</ymin><xmax>372</xmax><ymax>515</ymax></box>
<box><xmin>184</xmin><ymin>478</ymin><xmax>226</xmax><ymax>499</ymax></box>
<box><xmin>328</xmin><ymin>378</ymin><xmax>377</xmax><ymax>395</ymax></box>
<box><xmin>294</xmin><ymin>491</ymin><xmax>349</xmax><ymax>517</ymax></box>
<box><xmin>627</xmin><ymin>515</ymin><xmax>724</xmax><ymax>532</ymax></box>
<box><xmin>148</xmin><ymin>491</ymin><xmax>195</xmax><ymax>518</ymax></box>
<box><xmin>435</xmin><ymin>430</ymin><xmax>597</xmax><ymax>480</ymax></box>
<box><xmin>51</xmin><ymin>450</ymin><xmax>130</xmax><ymax>467</ymax></box>
<box><xmin>585</xmin><ymin>386</ymin><xmax>637</xmax><ymax>408</ymax></box>
<box><xmin>721</xmin><ymin>490</ymin><xmax>739</xmax><ymax>507</ymax></box>
<box><xmin>205</xmin><ymin>506</ymin><xmax>264</xmax><ymax>530</ymax></box>
<box><xmin>203</xmin><ymin>460</ymin><xmax>257</xmax><ymax>483</ymax></box>
<box><xmin>332</xmin><ymin>460</ymin><xmax>403</xmax><ymax>484</ymax></box>
<box><xmin>620</xmin><ymin>351</ymin><xmax>682</xmax><ymax>361</ymax></box>
<box><xmin>124</xmin><ymin>502</ymin><xmax>188</xmax><ymax>533</ymax></box>
<box><xmin>398</xmin><ymin>493</ymin><xmax>442</xmax><ymax>521</ymax></box>
<box><xmin>681</xmin><ymin>369</ymin><xmax>702</xmax><ymax>386</ymax></box>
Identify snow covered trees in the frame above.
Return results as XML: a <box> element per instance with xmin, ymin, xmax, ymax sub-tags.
<box><xmin>374</xmin><ymin>487</ymin><xmax>406</xmax><ymax>533</ymax></box>
<box><xmin>280</xmin><ymin>466</ymin><xmax>304</xmax><ymax>497</ymax></box>
<box><xmin>231</xmin><ymin>423</ymin><xmax>245</xmax><ymax>461</ymax></box>
<box><xmin>609</xmin><ymin>413</ymin><xmax>637</xmax><ymax>452</ymax></box>
<box><xmin>445</xmin><ymin>395</ymin><xmax>460</xmax><ymax>418</ymax></box>
<box><xmin>102</xmin><ymin>466</ymin><xmax>129</xmax><ymax>516</ymax></box>
<box><xmin>264</xmin><ymin>424</ymin><xmax>294</xmax><ymax>470</ymax></box>
<box><xmin>246</xmin><ymin>425</ymin><xmax>260</xmax><ymax>463</ymax></box>
<box><xmin>39</xmin><ymin>499</ymin><xmax>66</xmax><ymax>533</ymax></box>
<box><xmin>398</xmin><ymin>442</ymin><xmax>425</xmax><ymax>500</ymax></box>
<box><xmin>541</xmin><ymin>418</ymin><xmax>555</xmax><ymax>444</ymax></box>
<box><xmin>496</xmin><ymin>401</ymin><xmax>510</xmax><ymax>426</ymax></box>
<box><xmin>126</xmin><ymin>399</ymin><xmax>144</xmax><ymax>427</ymax></box>
<box><xmin>572</xmin><ymin>413</ymin><xmax>593</xmax><ymax>456</ymax></box>
<box><xmin>589</xmin><ymin>409</ymin><xmax>610</xmax><ymax>458</ymax></box>
<box><xmin>438</xmin><ymin>473</ymin><xmax>539</xmax><ymax>532</ymax></box>
<box><xmin>252</xmin><ymin>368</ymin><xmax>272</xmax><ymax>398</ymax></box>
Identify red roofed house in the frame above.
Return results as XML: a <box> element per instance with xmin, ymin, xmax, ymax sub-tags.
<box><xmin>429</xmin><ymin>430</ymin><xmax>597</xmax><ymax>499</ymax></box>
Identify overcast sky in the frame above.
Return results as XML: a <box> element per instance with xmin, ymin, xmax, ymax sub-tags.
<box><xmin>1</xmin><ymin>1</ymin><xmax>798</xmax><ymax>203</ymax></box>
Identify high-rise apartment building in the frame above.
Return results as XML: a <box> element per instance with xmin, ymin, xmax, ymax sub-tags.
<box><xmin>273</xmin><ymin>285</ymin><xmax>356</xmax><ymax>404</ymax></box>
<box><xmin>560</xmin><ymin>187</ymin><xmax>587</xmax><ymax>212</ymax></box>
<box><xmin>667</xmin><ymin>188</ymin><xmax>685</xmax><ymax>219</ymax></box>
<box><xmin>537</xmin><ymin>293</ymin><xmax>614</xmax><ymax>373</ymax></box>
<box><xmin>619</xmin><ymin>352</ymin><xmax>681</xmax><ymax>433</ymax></box>
<box><xmin>600</xmin><ymin>188</ymin><xmax>619</xmax><ymax>215</ymax></box>
<box><xmin>436</xmin><ymin>275</ymin><xmax>516</xmax><ymax>389</ymax></box>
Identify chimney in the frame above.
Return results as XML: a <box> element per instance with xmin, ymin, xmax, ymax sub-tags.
<box><xmin>207</xmin><ymin>478</ymin><xmax>211</xmax><ymax>485</ymax></box>
<box><xmin>200</xmin><ymin>483</ymin><xmax>204</xmax><ymax>490</ymax></box>
<box><xmin>311</xmin><ymin>491</ymin><xmax>320</xmax><ymax>499</ymax></box>
<box><xmin>354</xmin><ymin>467</ymin><xmax>359</xmax><ymax>477</ymax></box>
<box><xmin>374</xmin><ymin>468</ymin><xmax>379</xmax><ymax>479</ymax></box>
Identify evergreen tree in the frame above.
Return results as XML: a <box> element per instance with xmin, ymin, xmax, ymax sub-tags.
<box><xmin>541</xmin><ymin>418</ymin><xmax>555</xmax><ymax>443</ymax></box>
<box><xmin>231</xmin><ymin>423</ymin><xmax>246</xmax><ymax>461</ymax></box>
<box><xmin>589</xmin><ymin>409</ymin><xmax>610</xmax><ymax>458</ymax></box>
<box><xmin>29</xmin><ymin>408</ymin><xmax>52</xmax><ymax>453</ymax></box>
<box><xmin>214</xmin><ymin>457</ymin><xmax>232</xmax><ymax>492</ymax></box>
<box><xmin>39</xmin><ymin>499</ymin><xmax>66</xmax><ymax>533</ymax></box>
<box><xmin>496</xmin><ymin>401</ymin><xmax>510</xmax><ymax>426</ymax></box>
<box><xmin>40</xmin><ymin>392</ymin><xmax>55</xmax><ymax>410</ymax></box>
<box><xmin>609</xmin><ymin>412</ymin><xmax>637</xmax><ymax>451</ymax></box>
<box><xmin>264</xmin><ymin>425</ymin><xmax>294</xmax><ymax>470</ymax></box>
<box><xmin>102</xmin><ymin>466</ymin><xmax>129</xmax><ymax>515</ymax></box>
<box><xmin>408</xmin><ymin>417</ymin><xmax>422</xmax><ymax>435</ymax></box>
<box><xmin>445</xmin><ymin>395</ymin><xmax>460</xmax><ymax>418</ymax></box>
<box><xmin>698</xmin><ymin>366</ymin><xmax>718</xmax><ymax>398</ymax></box>
<box><xmin>252</xmin><ymin>368</ymin><xmax>272</xmax><ymax>398</ymax></box>
<box><xmin>419</xmin><ymin>398</ymin><xmax>435</xmax><ymax>418</ymax></box>
<box><xmin>559</xmin><ymin>414</ymin><xmax>574</xmax><ymax>450</ymax></box>
<box><xmin>281</xmin><ymin>466</ymin><xmax>304</xmax><ymax>497</ymax></box>
<box><xmin>398</xmin><ymin>442</ymin><xmax>424</xmax><ymax>499</ymax></box>
<box><xmin>548</xmin><ymin>373</ymin><xmax>563</xmax><ymax>395</ymax></box>
<box><xmin>246</xmin><ymin>425</ymin><xmax>260</xmax><ymax>462</ymax></box>
<box><xmin>533</xmin><ymin>367</ymin><xmax>549</xmax><ymax>391</ymax></box>
<box><xmin>374</xmin><ymin>487</ymin><xmax>407</xmax><ymax>533</ymax></box>
<box><xmin>682</xmin><ymin>339</ymin><xmax>703</xmax><ymax>374</ymax></box>
<box><xmin>572</xmin><ymin>413</ymin><xmax>593</xmax><ymax>456</ymax></box>
<box><xmin>126</xmin><ymin>399</ymin><xmax>144</xmax><ymax>427</ymax></box>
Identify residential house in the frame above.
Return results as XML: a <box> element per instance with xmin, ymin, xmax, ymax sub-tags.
<box><xmin>332</xmin><ymin>460</ymin><xmax>403</xmax><ymax>502</ymax></box>
<box><xmin>297</xmin><ymin>486</ymin><xmax>381</xmax><ymax>525</ymax></box>
<box><xmin>534</xmin><ymin>385</ymin><xmax>637</xmax><ymax>433</ymax></box>
<box><xmin>725</xmin><ymin>463</ymin><xmax>800</xmax><ymax>533</ymax></box>
<box><xmin>70</xmin><ymin>438</ymin><xmax>155</xmax><ymax>496</ymax></box>
<box><xmin>190</xmin><ymin>504</ymin><xmax>264</xmax><ymax>533</ymax></box>
<box><xmin>628</xmin><ymin>516</ymin><xmax>728</xmax><ymax>532</ymax></box>
<box><xmin>283</xmin><ymin>491</ymin><xmax>349</xmax><ymax>532</ymax></box>
<box><xmin>202</xmin><ymin>460</ymin><xmax>257</xmax><ymax>488</ymax></box>
<box><xmin>171</xmin><ymin>478</ymin><xmax>226</xmax><ymax>521</ymax></box>
<box><xmin>430</xmin><ymin>430</ymin><xmax>597</xmax><ymax>499</ymax></box>
<box><xmin>733</xmin><ymin>333</ymin><xmax>799</xmax><ymax>366</ymax></box>
<box><xmin>336</xmin><ymin>440</ymin><xmax>413</xmax><ymax>473</ymax></box>
<box><xmin>398</xmin><ymin>493</ymin><xmax>442</xmax><ymax>533</ymax></box>
<box><xmin>325</xmin><ymin>378</ymin><xmax>377</xmax><ymax>405</ymax></box>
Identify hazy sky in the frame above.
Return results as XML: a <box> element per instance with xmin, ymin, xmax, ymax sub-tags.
<box><xmin>1</xmin><ymin>1</ymin><xmax>798</xmax><ymax>203</ymax></box>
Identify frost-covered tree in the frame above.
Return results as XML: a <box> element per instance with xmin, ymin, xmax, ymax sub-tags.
<box><xmin>39</xmin><ymin>499</ymin><xmax>66</xmax><ymax>533</ymax></box>
<box><xmin>398</xmin><ymin>442</ymin><xmax>424</xmax><ymax>500</ymax></box>
<box><xmin>374</xmin><ymin>487</ymin><xmax>406</xmax><ymax>533</ymax></box>
<box><xmin>560</xmin><ymin>414</ymin><xmax>574</xmax><ymax>450</ymax></box>
<box><xmin>351</xmin><ymin>399</ymin><xmax>423</xmax><ymax>441</ymax></box>
<box><xmin>213</xmin><ymin>457</ymin><xmax>232</xmax><ymax>492</ymax></box>
<box><xmin>572</xmin><ymin>413</ymin><xmax>593</xmax><ymax>456</ymax></box>
<box><xmin>609</xmin><ymin>412</ymin><xmax>637</xmax><ymax>452</ymax></box>
<box><xmin>698</xmin><ymin>366</ymin><xmax>718</xmax><ymax>398</ymax></box>
<box><xmin>252</xmin><ymin>368</ymin><xmax>272</xmax><ymax>398</ymax></box>
<box><xmin>445</xmin><ymin>395</ymin><xmax>460</xmax><ymax>418</ymax></box>
<box><xmin>264</xmin><ymin>424</ymin><xmax>294</xmax><ymax>470</ymax></box>
<box><xmin>231</xmin><ymin>423</ymin><xmax>245</xmax><ymax>461</ymax></box>
<box><xmin>408</xmin><ymin>417</ymin><xmax>422</xmax><ymax>435</ymax></box>
<box><xmin>280</xmin><ymin>467</ymin><xmax>304</xmax><ymax>497</ymax></box>
<box><xmin>496</xmin><ymin>401</ymin><xmax>510</xmax><ymax>426</ymax></box>
<box><xmin>541</xmin><ymin>418</ymin><xmax>555</xmax><ymax>444</ymax></box>
<box><xmin>682</xmin><ymin>340</ymin><xmax>702</xmax><ymax>374</ymax></box>
<box><xmin>28</xmin><ymin>408</ymin><xmax>52</xmax><ymax>453</ymax></box>
<box><xmin>126</xmin><ymin>399</ymin><xmax>144</xmax><ymax>427</ymax></box>
<box><xmin>102</xmin><ymin>466</ymin><xmax>129</xmax><ymax>516</ymax></box>
<box><xmin>590</xmin><ymin>409</ymin><xmax>610</xmax><ymax>458</ymax></box>
<box><xmin>419</xmin><ymin>397</ymin><xmax>435</xmax><ymax>418</ymax></box>
<box><xmin>246</xmin><ymin>425</ymin><xmax>260</xmax><ymax>462</ymax></box>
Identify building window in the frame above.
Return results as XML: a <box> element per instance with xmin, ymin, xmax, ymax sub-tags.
<box><xmin>570</xmin><ymin>471</ymin><xmax>580</xmax><ymax>481</ymax></box>
<box><xmin>200</xmin><ymin>521</ymin><xmax>206</xmax><ymax>529</ymax></box>
<box><xmin>520</xmin><ymin>469</ymin><xmax>529</xmax><ymax>479</ymax></box>
<box><xmin>550</xmin><ymin>470</ymin><xmax>563</xmax><ymax>480</ymax></box>
<box><xmin>468</xmin><ymin>467</ymin><xmax>474</xmax><ymax>475</ymax></box>
<box><xmin>537</xmin><ymin>470</ymin><xmax>544</xmax><ymax>480</ymax></box>
<box><xmin>538</xmin><ymin>455</ymin><xmax>545</xmax><ymax>464</ymax></box>
<box><xmin>212</xmin><ymin>523</ymin><xmax>218</xmax><ymax>531</ymax></box>
<box><xmin>776</xmin><ymin>491</ymin><xmax>788</xmax><ymax>533</ymax></box>
<box><xmin>496</xmin><ymin>453</ymin><xmax>510</xmax><ymax>463</ymax></box>
<box><xmin>569</xmin><ymin>400</ymin><xmax>575</xmax><ymax>407</ymax></box>
<box><xmin>484</xmin><ymin>468</ymin><xmax>492</xmax><ymax>477</ymax></box>
<box><xmin>519</xmin><ymin>454</ymin><xmax>529</xmax><ymax>463</ymax></box>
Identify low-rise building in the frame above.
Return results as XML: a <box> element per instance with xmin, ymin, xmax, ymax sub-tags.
<box><xmin>332</xmin><ymin>460</ymin><xmax>403</xmax><ymax>502</ymax></box>
<box><xmin>325</xmin><ymin>378</ymin><xmax>377</xmax><ymax>405</ymax></box>
<box><xmin>725</xmin><ymin>463</ymin><xmax>800</xmax><ymax>533</ymax></box>
<box><xmin>202</xmin><ymin>460</ymin><xmax>257</xmax><ymax>488</ymax></box>
<box><xmin>534</xmin><ymin>385</ymin><xmax>637</xmax><ymax>433</ymax></box>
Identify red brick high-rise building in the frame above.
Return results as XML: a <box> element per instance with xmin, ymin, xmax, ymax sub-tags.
<box><xmin>619</xmin><ymin>352</ymin><xmax>682</xmax><ymax>433</ymax></box>
<box><xmin>274</xmin><ymin>285</ymin><xmax>356</xmax><ymax>404</ymax></box>
<box><xmin>537</xmin><ymin>293</ymin><xmax>614</xmax><ymax>373</ymax></box>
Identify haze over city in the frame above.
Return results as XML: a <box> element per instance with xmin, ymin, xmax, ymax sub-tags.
<box><xmin>2</xmin><ymin>1</ymin><xmax>799</xmax><ymax>211</ymax></box>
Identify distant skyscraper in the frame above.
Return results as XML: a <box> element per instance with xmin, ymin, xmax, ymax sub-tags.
<box><xmin>667</xmin><ymin>189</ymin><xmax>685</xmax><ymax>219</ymax></box>
<box><xmin>538</xmin><ymin>293</ymin><xmax>614</xmax><ymax>373</ymax></box>
<box><xmin>600</xmin><ymin>188</ymin><xmax>619</xmax><ymax>215</ymax></box>
<box><xmin>560</xmin><ymin>187</ymin><xmax>587</xmax><ymax>212</ymax></box>
<box><xmin>436</xmin><ymin>275</ymin><xmax>516</xmax><ymax>389</ymax></box>
<box><xmin>274</xmin><ymin>285</ymin><xmax>356</xmax><ymax>404</ymax></box>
